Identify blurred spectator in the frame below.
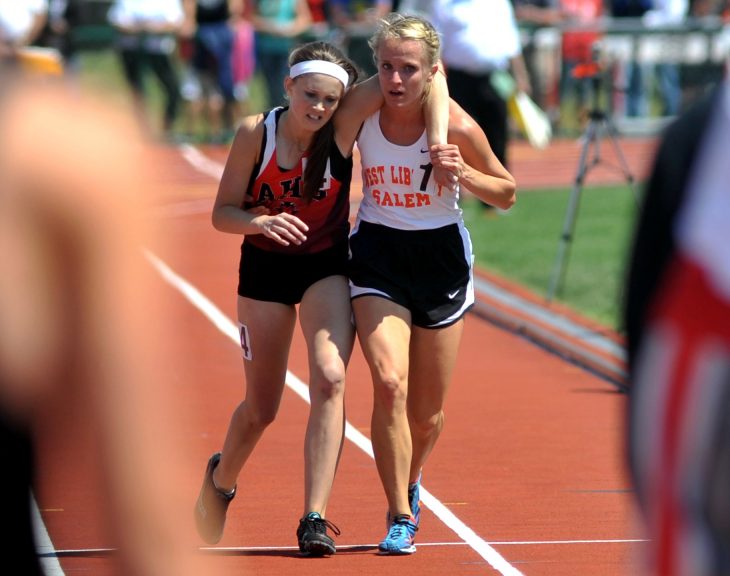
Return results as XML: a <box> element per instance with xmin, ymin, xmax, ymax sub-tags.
<box><xmin>37</xmin><ymin>0</ymin><xmax>83</xmax><ymax>73</ymax></box>
<box><xmin>231</xmin><ymin>16</ymin><xmax>254</xmax><ymax>108</ymax></box>
<box><xmin>303</xmin><ymin>0</ymin><xmax>332</xmax><ymax>40</ymax></box>
<box><xmin>181</xmin><ymin>0</ymin><xmax>243</xmax><ymax>141</ymax></box>
<box><xmin>108</xmin><ymin>0</ymin><xmax>185</xmax><ymax>139</ymax></box>
<box><xmin>178</xmin><ymin>34</ymin><xmax>226</xmax><ymax>141</ymax></box>
<box><xmin>642</xmin><ymin>0</ymin><xmax>688</xmax><ymax>116</ymax></box>
<box><xmin>0</xmin><ymin>62</ymin><xmax>225</xmax><ymax>576</ymax></box>
<box><xmin>624</xmin><ymin>74</ymin><xmax>730</xmax><ymax>576</ymax></box>
<box><xmin>612</xmin><ymin>0</ymin><xmax>687</xmax><ymax>118</ymax></box>
<box><xmin>680</xmin><ymin>0</ymin><xmax>727</xmax><ymax>107</ymax></box>
<box><xmin>512</xmin><ymin>0</ymin><xmax>564</xmax><ymax>126</ymax></box>
<box><xmin>690</xmin><ymin>0</ymin><xmax>729</xmax><ymax>16</ymax></box>
<box><xmin>559</xmin><ymin>0</ymin><xmax>605</xmax><ymax>131</ymax></box>
<box><xmin>513</xmin><ymin>0</ymin><xmax>564</xmax><ymax>30</ymax></box>
<box><xmin>178</xmin><ymin>16</ymin><xmax>251</xmax><ymax>143</ymax></box>
<box><xmin>610</xmin><ymin>0</ymin><xmax>651</xmax><ymax>116</ymax></box>
<box><xmin>247</xmin><ymin>0</ymin><xmax>312</xmax><ymax>107</ymax></box>
<box><xmin>430</xmin><ymin>0</ymin><xmax>530</xmax><ymax>209</ymax></box>
<box><xmin>0</xmin><ymin>0</ymin><xmax>47</xmax><ymax>56</ymax></box>
<box><xmin>396</xmin><ymin>0</ymin><xmax>435</xmax><ymax>16</ymax></box>
<box><xmin>329</xmin><ymin>0</ymin><xmax>392</xmax><ymax>75</ymax></box>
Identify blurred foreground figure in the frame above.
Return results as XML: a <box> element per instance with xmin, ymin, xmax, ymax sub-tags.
<box><xmin>0</xmin><ymin>65</ymin><xmax>222</xmax><ymax>576</ymax></box>
<box><xmin>0</xmin><ymin>0</ymin><xmax>47</xmax><ymax>55</ymax></box>
<box><xmin>624</xmin><ymin>74</ymin><xmax>730</xmax><ymax>576</ymax></box>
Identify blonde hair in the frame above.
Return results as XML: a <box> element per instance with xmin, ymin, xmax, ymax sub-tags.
<box><xmin>368</xmin><ymin>12</ymin><xmax>441</xmax><ymax>69</ymax></box>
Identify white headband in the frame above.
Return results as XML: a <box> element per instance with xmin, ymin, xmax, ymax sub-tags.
<box><xmin>289</xmin><ymin>60</ymin><xmax>350</xmax><ymax>89</ymax></box>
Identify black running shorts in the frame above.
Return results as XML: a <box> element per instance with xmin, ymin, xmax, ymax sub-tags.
<box><xmin>238</xmin><ymin>240</ymin><xmax>348</xmax><ymax>305</ymax></box>
<box><xmin>348</xmin><ymin>220</ymin><xmax>474</xmax><ymax>328</ymax></box>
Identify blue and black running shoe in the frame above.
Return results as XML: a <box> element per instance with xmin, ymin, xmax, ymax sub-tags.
<box><xmin>408</xmin><ymin>472</ymin><xmax>422</xmax><ymax>528</ymax></box>
<box><xmin>378</xmin><ymin>514</ymin><xmax>418</xmax><ymax>555</ymax></box>
<box><xmin>386</xmin><ymin>471</ymin><xmax>423</xmax><ymax>530</ymax></box>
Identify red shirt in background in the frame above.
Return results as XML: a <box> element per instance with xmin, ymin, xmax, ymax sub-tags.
<box><xmin>561</xmin><ymin>0</ymin><xmax>603</xmax><ymax>62</ymax></box>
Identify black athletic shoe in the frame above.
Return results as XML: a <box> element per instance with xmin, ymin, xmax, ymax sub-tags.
<box><xmin>296</xmin><ymin>512</ymin><xmax>340</xmax><ymax>556</ymax></box>
<box><xmin>194</xmin><ymin>452</ymin><xmax>236</xmax><ymax>544</ymax></box>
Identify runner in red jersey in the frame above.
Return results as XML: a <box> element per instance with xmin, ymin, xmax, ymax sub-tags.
<box><xmin>193</xmin><ymin>41</ymin><xmax>362</xmax><ymax>557</ymax></box>
<box><xmin>192</xmin><ymin>38</ymin><xmax>451</xmax><ymax>555</ymax></box>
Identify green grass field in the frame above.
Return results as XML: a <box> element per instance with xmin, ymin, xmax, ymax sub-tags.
<box><xmin>462</xmin><ymin>185</ymin><xmax>639</xmax><ymax>330</ymax></box>
<box><xmin>76</xmin><ymin>50</ymin><xmax>642</xmax><ymax>331</ymax></box>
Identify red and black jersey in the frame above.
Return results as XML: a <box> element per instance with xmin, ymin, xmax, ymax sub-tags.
<box><xmin>243</xmin><ymin>107</ymin><xmax>352</xmax><ymax>254</ymax></box>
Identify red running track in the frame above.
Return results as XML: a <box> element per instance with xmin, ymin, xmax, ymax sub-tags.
<box><xmin>33</xmin><ymin>137</ymin><xmax>656</xmax><ymax>575</ymax></box>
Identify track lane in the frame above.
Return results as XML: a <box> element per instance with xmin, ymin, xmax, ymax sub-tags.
<box><xmin>31</xmin><ymin>140</ymin><xmax>649</xmax><ymax>575</ymax></box>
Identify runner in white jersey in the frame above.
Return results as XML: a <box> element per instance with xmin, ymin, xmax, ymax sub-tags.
<box><xmin>343</xmin><ymin>13</ymin><xmax>517</xmax><ymax>555</ymax></box>
<box><xmin>355</xmin><ymin>109</ymin><xmax>462</xmax><ymax>231</ymax></box>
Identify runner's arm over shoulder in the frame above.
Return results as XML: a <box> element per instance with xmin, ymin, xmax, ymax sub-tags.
<box><xmin>333</xmin><ymin>74</ymin><xmax>383</xmax><ymax>156</ymax></box>
<box><xmin>425</xmin><ymin>62</ymin><xmax>456</xmax><ymax>189</ymax></box>
<box><xmin>425</xmin><ymin>61</ymin><xmax>449</xmax><ymax>147</ymax></box>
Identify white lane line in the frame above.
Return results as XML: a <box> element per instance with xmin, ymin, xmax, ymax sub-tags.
<box><xmin>178</xmin><ymin>143</ymin><xmax>224</xmax><ymax>180</ymax></box>
<box><xmin>32</xmin><ymin>493</ymin><xmax>64</xmax><ymax>575</ymax></box>
<box><xmin>43</xmin><ymin>538</ymin><xmax>648</xmax><ymax>557</ymax></box>
<box><xmin>144</xmin><ymin>249</ymin><xmax>523</xmax><ymax>575</ymax></box>
<box><xmin>495</xmin><ymin>539</ymin><xmax>648</xmax><ymax>545</ymax></box>
<box><xmin>201</xmin><ymin>538</ymin><xmax>648</xmax><ymax>551</ymax></box>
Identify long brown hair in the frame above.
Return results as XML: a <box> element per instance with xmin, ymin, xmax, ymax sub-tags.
<box><xmin>288</xmin><ymin>42</ymin><xmax>359</xmax><ymax>201</ymax></box>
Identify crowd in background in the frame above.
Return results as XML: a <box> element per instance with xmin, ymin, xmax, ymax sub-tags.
<box><xmin>2</xmin><ymin>0</ymin><xmax>729</xmax><ymax>141</ymax></box>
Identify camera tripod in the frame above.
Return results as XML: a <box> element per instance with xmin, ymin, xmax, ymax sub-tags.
<box><xmin>546</xmin><ymin>74</ymin><xmax>637</xmax><ymax>302</ymax></box>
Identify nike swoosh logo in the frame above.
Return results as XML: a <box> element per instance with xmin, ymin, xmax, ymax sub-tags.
<box><xmin>420</xmin><ymin>148</ymin><xmax>429</xmax><ymax>153</ymax></box>
<box><xmin>447</xmin><ymin>290</ymin><xmax>459</xmax><ymax>299</ymax></box>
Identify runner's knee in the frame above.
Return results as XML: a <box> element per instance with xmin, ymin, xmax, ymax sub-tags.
<box><xmin>373</xmin><ymin>371</ymin><xmax>408</xmax><ymax>411</ymax></box>
<box><xmin>410</xmin><ymin>410</ymin><xmax>444</xmax><ymax>438</ymax></box>
<box><xmin>310</xmin><ymin>361</ymin><xmax>346</xmax><ymax>401</ymax></box>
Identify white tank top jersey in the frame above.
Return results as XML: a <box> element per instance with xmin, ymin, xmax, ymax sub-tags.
<box><xmin>355</xmin><ymin>110</ymin><xmax>463</xmax><ymax>231</ymax></box>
